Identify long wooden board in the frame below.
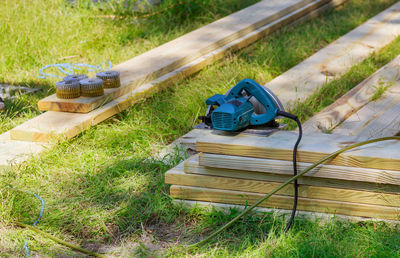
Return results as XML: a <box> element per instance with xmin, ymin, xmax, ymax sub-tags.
<box><xmin>170</xmin><ymin>185</ymin><xmax>400</xmax><ymax>220</ymax></box>
<box><xmin>166</xmin><ymin>166</ymin><xmax>400</xmax><ymax>207</ymax></box>
<box><xmin>198</xmin><ymin>153</ymin><xmax>400</xmax><ymax>186</ymax></box>
<box><xmin>0</xmin><ymin>132</ymin><xmax>47</xmax><ymax>170</ymax></box>
<box><xmin>38</xmin><ymin>0</ymin><xmax>325</xmax><ymax>113</ymax></box>
<box><xmin>185</xmin><ymin>155</ymin><xmax>400</xmax><ymax>193</ymax></box>
<box><xmin>333</xmin><ymin>85</ymin><xmax>400</xmax><ymax>138</ymax></box>
<box><xmin>262</xmin><ymin>2</ymin><xmax>400</xmax><ymax>106</ymax></box>
<box><xmin>196</xmin><ymin>131</ymin><xmax>400</xmax><ymax>171</ymax></box>
<box><xmin>11</xmin><ymin>0</ymin><xmax>346</xmax><ymax>142</ymax></box>
<box><xmin>175</xmin><ymin>200</ymin><xmax>400</xmax><ymax>223</ymax></box>
<box><xmin>302</xmin><ymin>55</ymin><xmax>400</xmax><ymax>133</ymax></box>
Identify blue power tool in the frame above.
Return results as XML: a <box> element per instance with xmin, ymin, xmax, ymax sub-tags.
<box><xmin>200</xmin><ymin>79</ymin><xmax>285</xmax><ymax>131</ymax></box>
<box><xmin>199</xmin><ymin>78</ymin><xmax>302</xmax><ymax>232</ymax></box>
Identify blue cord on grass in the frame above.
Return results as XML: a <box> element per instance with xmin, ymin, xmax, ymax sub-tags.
<box><xmin>6</xmin><ymin>186</ymin><xmax>45</xmax><ymax>257</ymax></box>
<box><xmin>38</xmin><ymin>61</ymin><xmax>112</xmax><ymax>79</ymax></box>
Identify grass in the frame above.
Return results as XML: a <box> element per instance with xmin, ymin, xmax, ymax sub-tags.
<box><xmin>2</xmin><ymin>0</ymin><xmax>400</xmax><ymax>256</ymax></box>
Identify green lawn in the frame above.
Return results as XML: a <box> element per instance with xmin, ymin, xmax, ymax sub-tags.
<box><xmin>1</xmin><ymin>0</ymin><xmax>400</xmax><ymax>256</ymax></box>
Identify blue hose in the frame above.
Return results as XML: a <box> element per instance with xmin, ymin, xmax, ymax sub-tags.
<box><xmin>38</xmin><ymin>61</ymin><xmax>112</xmax><ymax>79</ymax></box>
<box><xmin>6</xmin><ymin>186</ymin><xmax>45</xmax><ymax>257</ymax></box>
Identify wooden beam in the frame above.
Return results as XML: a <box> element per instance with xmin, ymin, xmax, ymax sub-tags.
<box><xmin>38</xmin><ymin>0</ymin><xmax>327</xmax><ymax>113</ymax></box>
<box><xmin>185</xmin><ymin>155</ymin><xmax>400</xmax><ymax>194</ymax></box>
<box><xmin>262</xmin><ymin>2</ymin><xmax>400</xmax><ymax>107</ymax></box>
<box><xmin>195</xmin><ymin>131</ymin><xmax>400</xmax><ymax>171</ymax></box>
<box><xmin>166</xmin><ymin>166</ymin><xmax>400</xmax><ymax>207</ymax></box>
<box><xmin>174</xmin><ymin>200</ymin><xmax>400</xmax><ymax>223</ymax></box>
<box><xmin>302</xmin><ymin>55</ymin><xmax>400</xmax><ymax>133</ymax></box>
<box><xmin>333</xmin><ymin>85</ymin><xmax>400</xmax><ymax>138</ymax></box>
<box><xmin>170</xmin><ymin>185</ymin><xmax>400</xmax><ymax>220</ymax></box>
<box><xmin>0</xmin><ymin>132</ymin><xmax>47</xmax><ymax>170</ymax></box>
<box><xmin>199</xmin><ymin>153</ymin><xmax>400</xmax><ymax>186</ymax></box>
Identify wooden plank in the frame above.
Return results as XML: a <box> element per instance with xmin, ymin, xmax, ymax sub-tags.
<box><xmin>170</xmin><ymin>185</ymin><xmax>400</xmax><ymax>220</ymax></box>
<box><xmin>199</xmin><ymin>152</ymin><xmax>400</xmax><ymax>186</ymax></box>
<box><xmin>195</xmin><ymin>131</ymin><xmax>400</xmax><ymax>171</ymax></box>
<box><xmin>302</xmin><ymin>55</ymin><xmax>400</xmax><ymax>133</ymax></box>
<box><xmin>185</xmin><ymin>155</ymin><xmax>400</xmax><ymax>193</ymax></box>
<box><xmin>196</xmin><ymin>131</ymin><xmax>400</xmax><ymax>171</ymax></box>
<box><xmin>38</xmin><ymin>0</ymin><xmax>323</xmax><ymax>113</ymax></box>
<box><xmin>0</xmin><ymin>132</ymin><xmax>47</xmax><ymax>170</ymax></box>
<box><xmin>263</xmin><ymin>2</ymin><xmax>400</xmax><ymax>106</ymax></box>
<box><xmin>176</xmin><ymin>200</ymin><xmax>400</xmax><ymax>223</ymax></box>
<box><xmin>333</xmin><ymin>85</ymin><xmax>400</xmax><ymax>138</ymax></box>
<box><xmin>354</xmin><ymin>97</ymin><xmax>400</xmax><ymax>139</ymax></box>
<box><xmin>166</xmin><ymin>166</ymin><xmax>400</xmax><ymax>207</ymax></box>
<box><xmin>11</xmin><ymin>0</ymin><xmax>343</xmax><ymax>142</ymax></box>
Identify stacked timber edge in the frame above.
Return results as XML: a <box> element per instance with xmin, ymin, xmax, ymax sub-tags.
<box><xmin>165</xmin><ymin>131</ymin><xmax>400</xmax><ymax>221</ymax></box>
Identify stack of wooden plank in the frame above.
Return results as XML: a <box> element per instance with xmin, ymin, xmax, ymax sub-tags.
<box><xmin>165</xmin><ymin>51</ymin><xmax>400</xmax><ymax>220</ymax></box>
<box><xmin>166</xmin><ymin>131</ymin><xmax>400</xmax><ymax>220</ymax></box>
<box><xmin>165</xmin><ymin>38</ymin><xmax>400</xmax><ymax>221</ymax></box>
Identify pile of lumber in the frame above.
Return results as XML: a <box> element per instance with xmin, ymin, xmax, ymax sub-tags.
<box><xmin>165</xmin><ymin>52</ymin><xmax>400</xmax><ymax>221</ymax></box>
<box><xmin>166</xmin><ymin>131</ymin><xmax>400</xmax><ymax>220</ymax></box>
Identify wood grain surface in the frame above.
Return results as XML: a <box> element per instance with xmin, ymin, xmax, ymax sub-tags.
<box><xmin>196</xmin><ymin>131</ymin><xmax>400</xmax><ymax>171</ymax></box>
<box><xmin>184</xmin><ymin>155</ymin><xmax>400</xmax><ymax>193</ymax></box>
<box><xmin>166</xmin><ymin>165</ymin><xmax>400</xmax><ymax>207</ymax></box>
<box><xmin>170</xmin><ymin>185</ymin><xmax>400</xmax><ymax>220</ymax></box>
<box><xmin>199</xmin><ymin>152</ymin><xmax>400</xmax><ymax>185</ymax></box>
<box><xmin>302</xmin><ymin>55</ymin><xmax>400</xmax><ymax>133</ymax></box>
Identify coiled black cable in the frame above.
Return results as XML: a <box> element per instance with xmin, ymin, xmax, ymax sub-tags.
<box><xmin>276</xmin><ymin>110</ymin><xmax>303</xmax><ymax>232</ymax></box>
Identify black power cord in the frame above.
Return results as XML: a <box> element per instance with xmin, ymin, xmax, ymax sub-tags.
<box><xmin>277</xmin><ymin>110</ymin><xmax>303</xmax><ymax>232</ymax></box>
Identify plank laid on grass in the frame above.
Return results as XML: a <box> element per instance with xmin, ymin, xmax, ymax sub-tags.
<box><xmin>302</xmin><ymin>55</ymin><xmax>400</xmax><ymax>133</ymax></box>
<box><xmin>175</xmin><ymin>200</ymin><xmax>400</xmax><ymax>223</ymax></box>
<box><xmin>333</xmin><ymin>85</ymin><xmax>400</xmax><ymax>138</ymax></box>
<box><xmin>185</xmin><ymin>155</ymin><xmax>400</xmax><ymax>194</ymax></box>
<box><xmin>263</xmin><ymin>1</ymin><xmax>400</xmax><ymax>106</ymax></box>
<box><xmin>11</xmin><ymin>0</ymin><xmax>344</xmax><ymax>142</ymax></box>
<box><xmin>166</xmin><ymin>165</ymin><xmax>400</xmax><ymax>207</ymax></box>
<box><xmin>0</xmin><ymin>132</ymin><xmax>47</xmax><ymax>170</ymax></box>
<box><xmin>170</xmin><ymin>185</ymin><xmax>400</xmax><ymax>220</ymax></box>
<box><xmin>199</xmin><ymin>153</ymin><xmax>400</xmax><ymax>186</ymax></box>
<box><xmin>38</xmin><ymin>0</ymin><xmax>322</xmax><ymax>113</ymax></box>
<box><xmin>195</xmin><ymin>131</ymin><xmax>400</xmax><ymax>171</ymax></box>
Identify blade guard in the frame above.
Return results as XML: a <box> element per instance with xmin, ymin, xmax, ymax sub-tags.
<box><xmin>225</xmin><ymin>79</ymin><xmax>278</xmax><ymax>125</ymax></box>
